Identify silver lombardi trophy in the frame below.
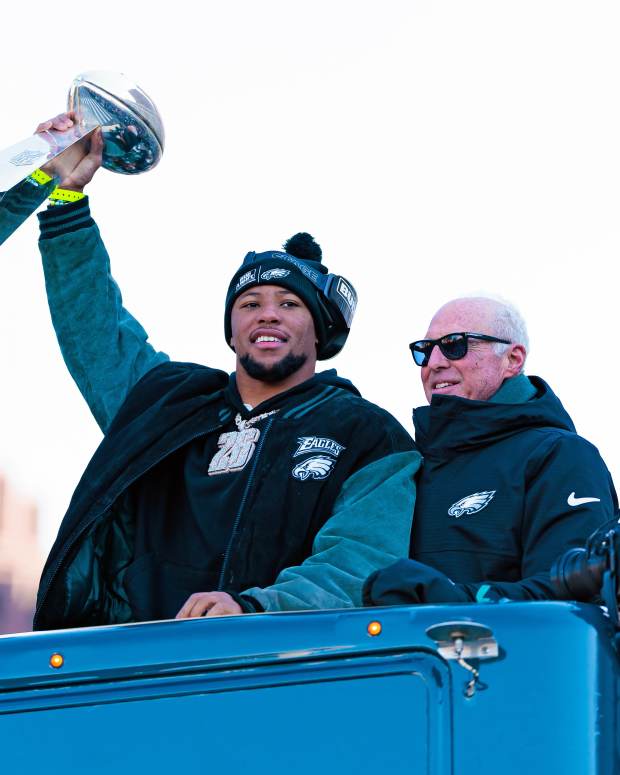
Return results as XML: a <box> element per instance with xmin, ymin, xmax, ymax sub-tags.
<box><xmin>0</xmin><ymin>71</ymin><xmax>165</xmax><ymax>193</ymax></box>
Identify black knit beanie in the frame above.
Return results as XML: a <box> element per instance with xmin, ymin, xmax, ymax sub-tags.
<box><xmin>224</xmin><ymin>233</ymin><xmax>334</xmax><ymax>359</ymax></box>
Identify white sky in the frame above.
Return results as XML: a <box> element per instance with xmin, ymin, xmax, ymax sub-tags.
<box><xmin>1</xmin><ymin>0</ymin><xmax>619</xmax><ymax>553</ymax></box>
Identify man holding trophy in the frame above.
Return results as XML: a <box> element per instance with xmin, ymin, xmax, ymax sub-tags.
<box><xmin>27</xmin><ymin>111</ymin><xmax>419</xmax><ymax>631</ymax></box>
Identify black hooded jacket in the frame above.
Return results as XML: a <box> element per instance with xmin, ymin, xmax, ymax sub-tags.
<box><xmin>365</xmin><ymin>376</ymin><xmax>617</xmax><ymax>605</ymax></box>
<box><xmin>34</xmin><ymin>362</ymin><xmax>416</xmax><ymax>630</ymax></box>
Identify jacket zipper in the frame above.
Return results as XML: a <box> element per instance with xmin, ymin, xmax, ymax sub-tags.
<box><xmin>217</xmin><ymin>416</ymin><xmax>275</xmax><ymax>590</ymax></box>
<box><xmin>34</xmin><ymin>423</ymin><xmax>225</xmax><ymax>628</ymax></box>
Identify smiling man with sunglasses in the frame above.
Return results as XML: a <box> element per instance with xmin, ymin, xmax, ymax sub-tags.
<box><xmin>364</xmin><ymin>296</ymin><xmax>618</xmax><ymax>607</ymax></box>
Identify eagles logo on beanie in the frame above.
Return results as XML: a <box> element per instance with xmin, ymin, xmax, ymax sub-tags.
<box><xmin>225</xmin><ymin>233</ymin><xmax>341</xmax><ymax>360</ymax></box>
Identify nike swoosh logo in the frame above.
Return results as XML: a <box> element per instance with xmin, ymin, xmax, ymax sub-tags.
<box><xmin>567</xmin><ymin>492</ymin><xmax>601</xmax><ymax>507</ymax></box>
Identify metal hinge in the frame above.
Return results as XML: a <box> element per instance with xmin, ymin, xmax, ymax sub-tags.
<box><xmin>426</xmin><ymin>621</ymin><xmax>499</xmax><ymax>698</ymax></box>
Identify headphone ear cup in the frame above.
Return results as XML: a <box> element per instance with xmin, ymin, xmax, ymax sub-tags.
<box><xmin>317</xmin><ymin>330</ymin><xmax>349</xmax><ymax>360</ymax></box>
<box><xmin>314</xmin><ymin>292</ymin><xmax>352</xmax><ymax>360</ymax></box>
<box><xmin>314</xmin><ymin>287</ymin><xmax>353</xmax><ymax>360</ymax></box>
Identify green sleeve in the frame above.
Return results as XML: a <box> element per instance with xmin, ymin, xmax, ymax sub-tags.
<box><xmin>242</xmin><ymin>450</ymin><xmax>421</xmax><ymax>611</ymax></box>
<box><xmin>0</xmin><ymin>179</ymin><xmax>54</xmax><ymax>246</ymax></box>
<box><xmin>38</xmin><ymin>197</ymin><xmax>169</xmax><ymax>431</ymax></box>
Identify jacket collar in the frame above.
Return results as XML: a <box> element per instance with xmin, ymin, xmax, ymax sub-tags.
<box><xmin>489</xmin><ymin>373</ymin><xmax>538</xmax><ymax>404</ymax></box>
<box><xmin>225</xmin><ymin>368</ymin><xmax>361</xmax><ymax>417</ymax></box>
<box><xmin>412</xmin><ymin>375</ymin><xmax>576</xmax><ymax>458</ymax></box>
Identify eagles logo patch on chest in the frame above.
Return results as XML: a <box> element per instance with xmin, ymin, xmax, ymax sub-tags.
<box><xmin>291</xmin><ymin>436</ymin><xmax>344</xmax><ymax>481</ymax></box>
<box><xmin>292</xmin><ymin>456</ymin><xmax>335</xmax><ymax>480</ymax></box>
<box><xmin>448</xmin><ymin>490</ymin><xmax>496</xmax><ymax>518</ymax></box>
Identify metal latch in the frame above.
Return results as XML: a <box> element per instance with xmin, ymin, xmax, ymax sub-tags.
<box><xmin>426</xmin><ymin>621</ymin><xmax>499</xmax><ymax>698</ymax></box>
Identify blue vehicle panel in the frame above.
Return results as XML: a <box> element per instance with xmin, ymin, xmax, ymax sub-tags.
<box><xmin>0</xmin><ymin>602</ymin><xmax>617</xmax><ymax>774</ymax></box>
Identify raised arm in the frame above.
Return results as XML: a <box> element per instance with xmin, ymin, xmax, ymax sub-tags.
<box><xmin>36</xmin><ymin>116</ymin><xmax>168</xmax><ymax>432</ymax></box>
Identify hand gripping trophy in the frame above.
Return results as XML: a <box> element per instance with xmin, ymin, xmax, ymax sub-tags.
<box><xmin>0</xmin><ymin>71</ymin><xmax>164</xmax><ymax>244</ymax></box>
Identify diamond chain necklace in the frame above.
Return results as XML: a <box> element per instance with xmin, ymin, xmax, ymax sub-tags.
<box><xmin>234</xmin><ymin>409</ymin><xmax>279</xmax><ymax>430</ymax></box>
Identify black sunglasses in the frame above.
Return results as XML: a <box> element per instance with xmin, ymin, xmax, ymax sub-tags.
<box><xmin>409</xmin><ymin>332</ymin><xmax>511</xmax><ymax>367</ymax></box>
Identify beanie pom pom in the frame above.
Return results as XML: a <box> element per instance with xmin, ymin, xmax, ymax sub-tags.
<box><xmin>283</xmin><ymin>232</ymin><xmax>322</xmax><ymax>263</ymax></box>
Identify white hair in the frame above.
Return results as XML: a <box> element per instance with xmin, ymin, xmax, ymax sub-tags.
<box><xmin>459</xmin><ymin>295</ymin><xmax>529</xmax><ymax>369</ymax></box>
<box><xmin>488</xmin><ymin>297</ymin><xmax>529</xmax><ymax>350</ymax></box>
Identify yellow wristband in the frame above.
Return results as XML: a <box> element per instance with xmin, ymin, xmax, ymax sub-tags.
<box><xmin>49</xmin><ymin>187</ymin><xmax>85</xmax><ymax>203</ymax></box>
<box><xmin>28</xmin><ymin>168</ymin><xmax>53</xmax><ymax>186</ymax></box>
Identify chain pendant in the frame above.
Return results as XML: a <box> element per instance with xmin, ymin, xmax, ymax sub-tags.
<box><xmin>208</xmin><ymin>427</ymin><xmax>261</xmax><ymax>476</ymax></box>
<box><xmin>207</xmin><ymin>410</ymin><xmax>278</xmax><ymax>476</ymax></box>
